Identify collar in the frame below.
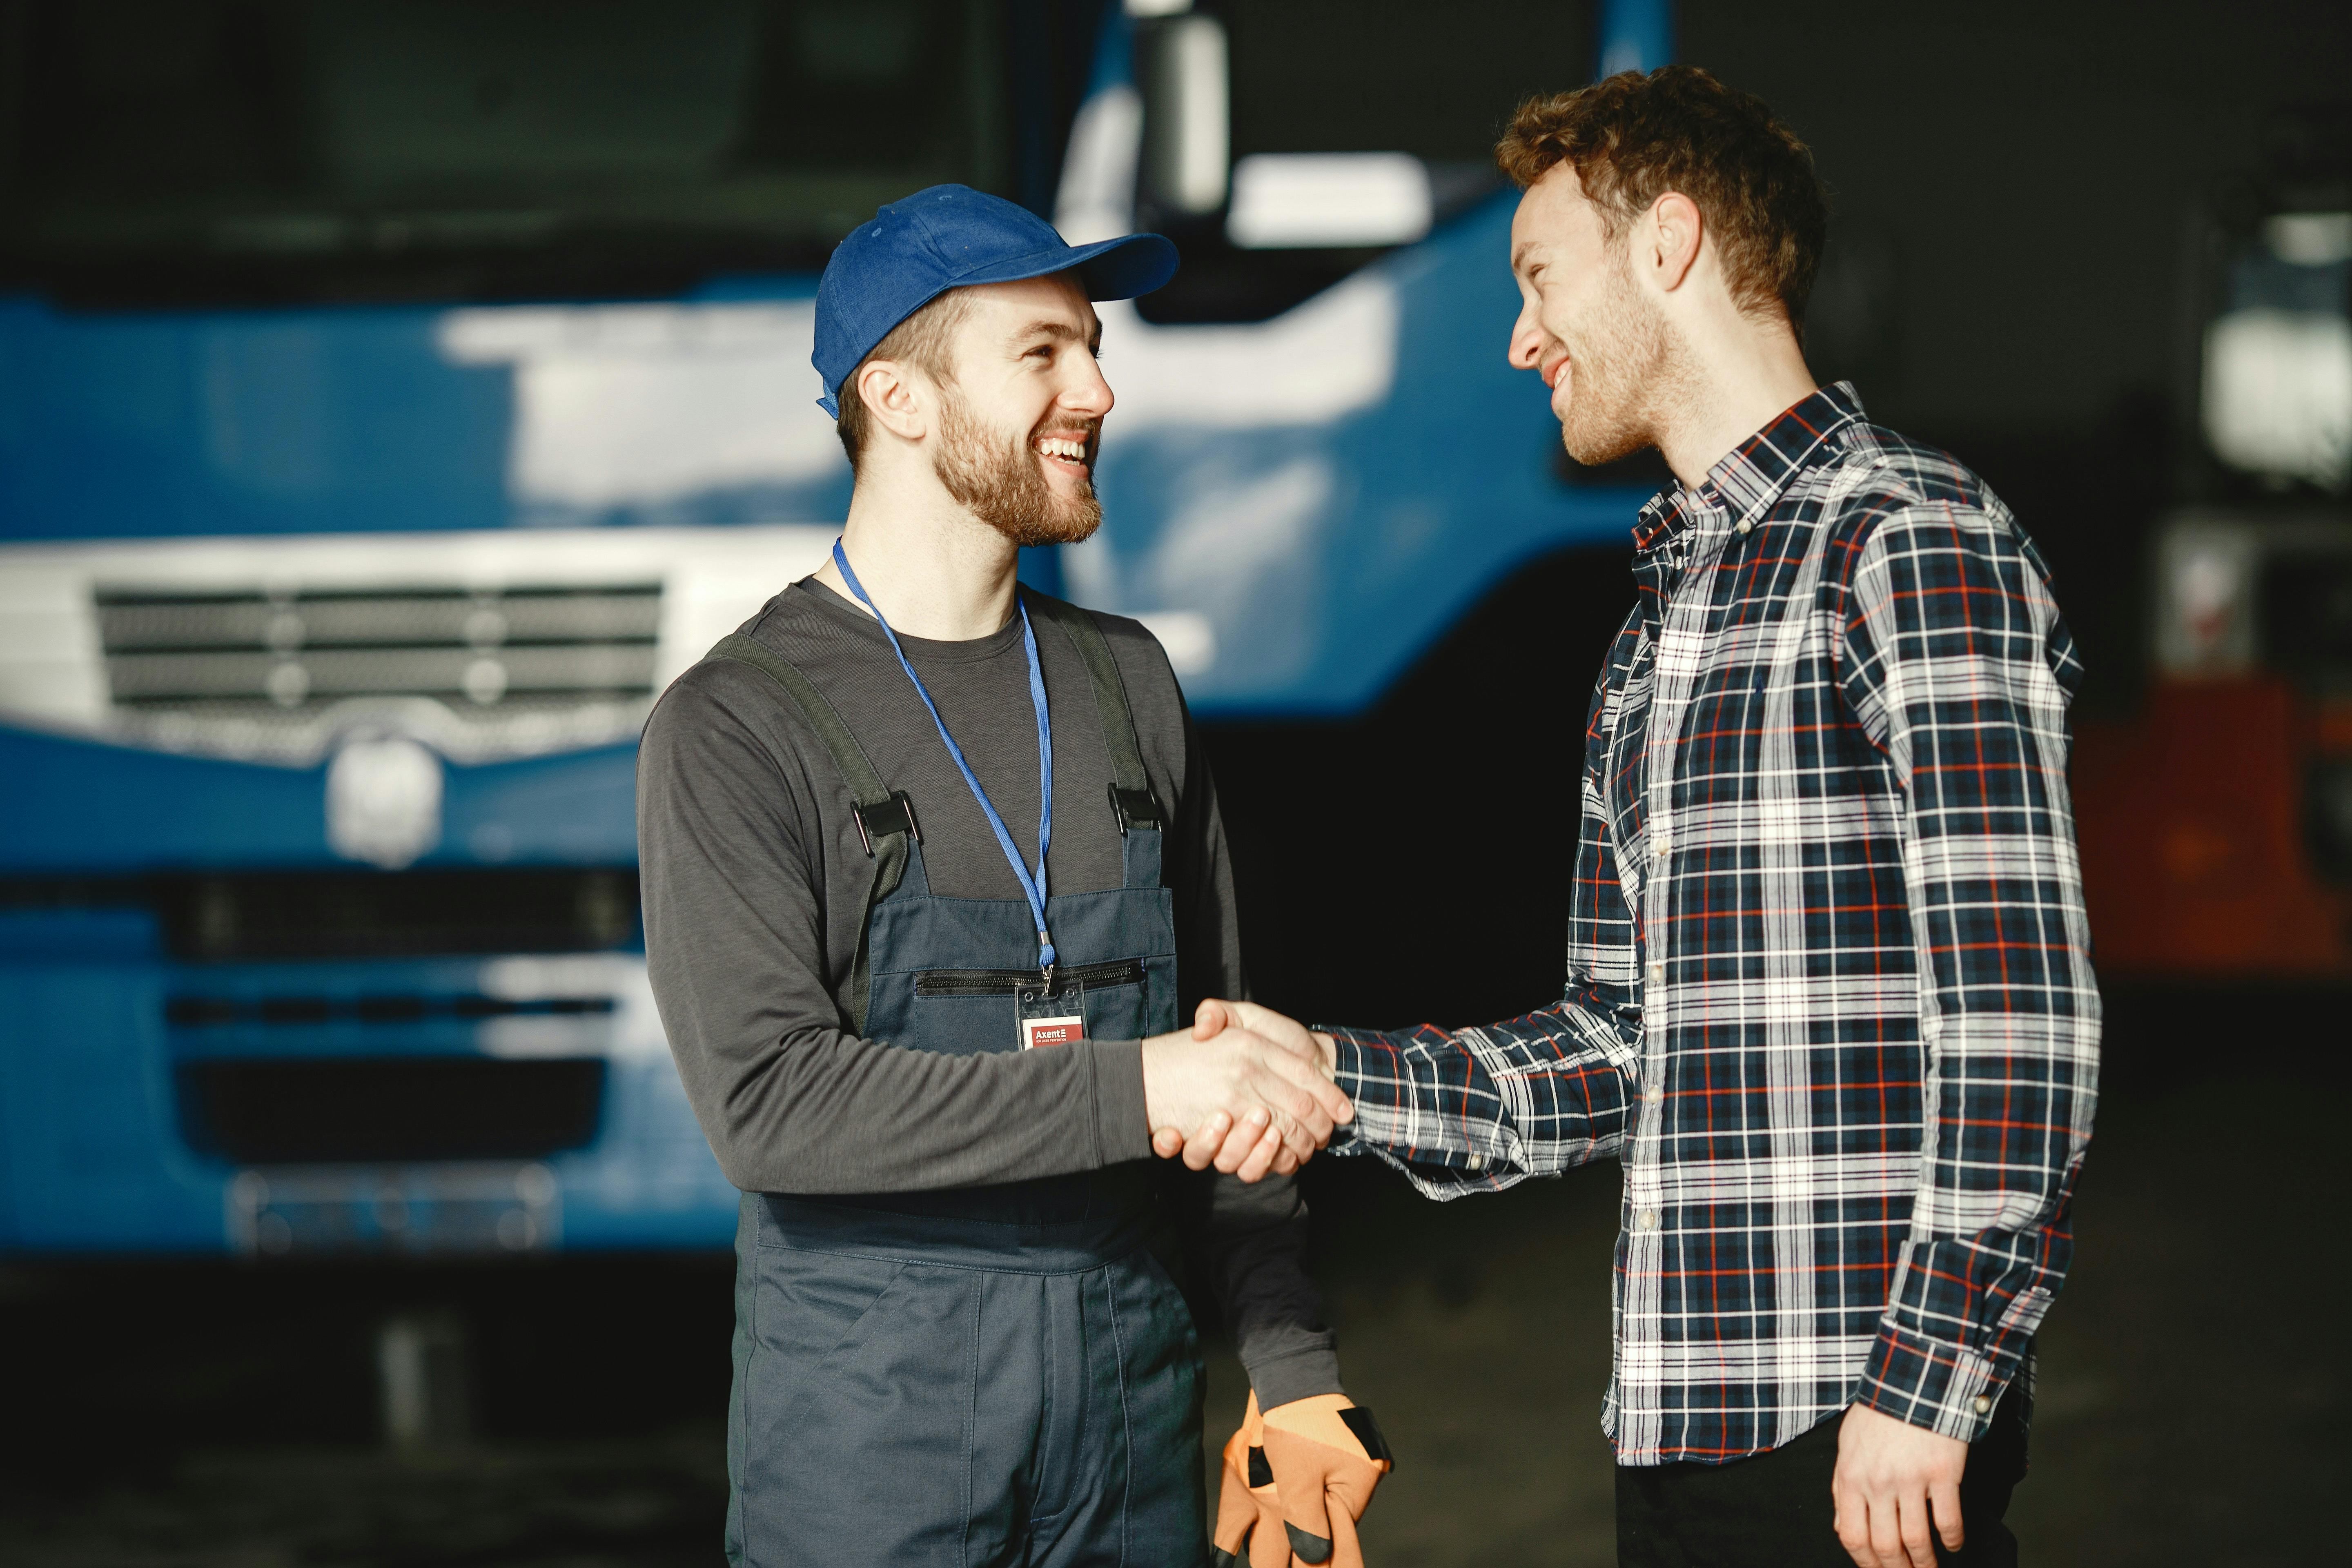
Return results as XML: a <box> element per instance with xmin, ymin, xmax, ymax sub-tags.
<box><xmin>793</xmin><ymin>577</ymin><xmax>1030</xmax><ymax>663</ymax></box>
<box><xmin>1698</xmin><ymin>381</ymin><xmax>1864</xmax><ymax>525</ymax></box>
<box><xmin>1628</xmin><ymin>381</ymin><xmax>1865</xmax><ymax>575</ymax></box>
<box><xmin>1631</xmin><ymin>484</ymin><xmax>1697</xmax><ymax>561</ymax></box>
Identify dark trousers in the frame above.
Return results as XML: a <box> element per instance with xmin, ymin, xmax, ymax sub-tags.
<box><xmin>1616</xmin><ymin>1383</ymin><xmax>2029</xmax><ymax>1568</ymax></box>
<box><xmin>727</xmin><ymin>1196</ymin><xmax>1206</xmax><ymax>1568</ymax></box>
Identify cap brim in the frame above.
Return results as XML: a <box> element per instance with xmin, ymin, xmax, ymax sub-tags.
<box><xmin>951</xmin><ymin>231</ymin><xmax>1180</xmax><ymax>301</ymax></box>
<box><xmin>817</xmin><ymin>230</ymin><xmax>1180</xmax><ymax>413</ymax></box>
<box><xmin>1068</xmin><ymin>232</ymin><xmax>1181</xmax><ymax>299</ymax></box>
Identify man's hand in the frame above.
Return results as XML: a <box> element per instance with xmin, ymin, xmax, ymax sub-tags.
<box><xmin>1139</xmin><ymin>1008</ymin><xmax>1352</xmax><ymax>1183</ymax></box>
<box><xmin>1211</xmin><ymin>1392</ymin><xmax>1278</xmax><ymax>1567</ymax></box>
<box><xmin>1213</xmin><ymin>1392</ymin><xmax>1394</xmax><ymax>1568</ymax></box>
<box><xmin>1832</xmin><ymin>1402</ymin><xmax>1968</xmax><ymax>1568</ymax></box>
<box><xmin>1149</xmin><ymin>1000</ymin><xmax>1339</xmax><ymax>1174</ymax></box>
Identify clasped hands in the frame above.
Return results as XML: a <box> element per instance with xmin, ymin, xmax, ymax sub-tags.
<box><xmin>1138</xmin><ymin>999</ymin><xmax>1345</xmax><ymax>1181</ymax></box>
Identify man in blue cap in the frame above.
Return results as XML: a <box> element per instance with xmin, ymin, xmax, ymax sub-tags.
<box><xmin>638</xmin><ymin>185</ymin><xmax>1388</xmax><ymax>1567</ymax></box>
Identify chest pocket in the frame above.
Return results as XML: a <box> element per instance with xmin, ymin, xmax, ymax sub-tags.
<box><xmin>911</xmin><ymin>957</ymin><xmax>1154</xmax><ymax>1056</ymax></box>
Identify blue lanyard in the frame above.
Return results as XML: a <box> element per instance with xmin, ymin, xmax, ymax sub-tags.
<box><xmin>832</xmin><ymin>539</ymin><xmax>1057</xmax><ymax>973</ymax></box>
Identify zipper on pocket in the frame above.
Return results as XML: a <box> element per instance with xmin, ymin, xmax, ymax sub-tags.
<box><xmin>914</xmin><ymin>958</ymin><xmax>1145</xmax><ymax>997</ymax></box>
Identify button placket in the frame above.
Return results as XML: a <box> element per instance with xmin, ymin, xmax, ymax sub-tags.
<box><xmin>1628</xmin><ymin>516</ymin><xmax>1724</xmax><ymax>1269</ymax></box>
<box><xmin>1642</xmin><ymin>536</ymin><xmax>1706</xmax><ymax>1016</ymax></box>
<box><xmin>1608</xmin><ymin>627</ymin><xmax>1660</xmax><ymax>922</ymax></box>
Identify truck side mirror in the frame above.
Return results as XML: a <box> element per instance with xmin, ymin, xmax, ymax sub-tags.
<box><xmin>1135</xmin><ymin>9</ymin><xmax>1229</xmax><ymax>221</ymax></box>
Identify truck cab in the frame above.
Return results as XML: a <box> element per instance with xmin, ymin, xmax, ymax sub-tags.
<box><xmin>0</xmin><ymin>0</ymin><xmax>1669</xmax><ymax>1256</ymax></box>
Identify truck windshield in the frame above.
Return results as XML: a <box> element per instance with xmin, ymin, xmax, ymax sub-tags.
<box><xmin>0</xmin><ymin>0</ymin><xmax>1009</xmax><ymax>304</ymax></box>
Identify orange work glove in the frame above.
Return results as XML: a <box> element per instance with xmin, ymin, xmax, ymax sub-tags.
<box><xmin>1213</xmin><ymin>1391</ymin><xmax>1394</xmax><ymax>1568</ymax></box>
<box><xmin>1212</xmin><ymin>1392</ymin><xmax>1280</xmax><ymax>1568</ymax></box>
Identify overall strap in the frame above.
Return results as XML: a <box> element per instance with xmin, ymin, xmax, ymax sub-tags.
<box><xmin>704</xmin><ymin>632</ymin><xmax>915</xmax><ymax>1034</ymax></box>
<box><xmin>1021</xmin><ymin>594</ymin><xmax>1164</xmax><ymax>835</ymax></box>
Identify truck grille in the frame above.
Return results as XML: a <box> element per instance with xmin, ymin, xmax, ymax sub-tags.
<box><xmin>93</xmin><ymin>582</ymin><xmax>662</xmax><ymax>757</ymax></box>
<box><xmin>178</xmin><ymin>1057</ymin><xmax>607</xmax><ymax>1165</ymax></box>
<box><xmin>0</xmin><ymin>868</ymin><xmax>639</xmax><ymax>959</ymax></box>
<box><xmin>156</xmin><ymin>868</ymin><xmax>640</xmax><ymax>960</ymax></box>
<box><xmin>164</xmin><ymin>993</ymin><xmax>617</xmax><ymax>1028</ymax></box>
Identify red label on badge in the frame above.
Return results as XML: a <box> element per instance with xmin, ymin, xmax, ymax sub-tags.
<box><xmin>1021</xmin><ymin>1016</ymin><xmax>1086</xmax><ymax>1049</ymax></box>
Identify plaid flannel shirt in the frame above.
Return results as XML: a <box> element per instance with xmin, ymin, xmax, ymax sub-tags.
<box><xmin>1327</xmin><ymin>384</ymin><xmax>2099</xmax><ymax>1465</ymax></box>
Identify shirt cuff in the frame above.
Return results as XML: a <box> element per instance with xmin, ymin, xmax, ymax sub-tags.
<box><xmin>1245</xmin><ymin>1344</ymin><xmax>1345</xmax><ymax>1411</ymax></box>
<box><xmin>1088</xmin><ymin>1039</ymin><xmax>1154</xmax><ymax>1163</ymax></box>
<box><xmin>1321</xmin><ymin>1029</ymin><xmax>1364</xmax><ymax>1151</ymax></box>
<box><xmin>1858</xmin><ymin>1320</ymin><xmax>2008</xmax><ymax>1443</ymax></box>
<box><xmin>1321</xmin><ymin>1027</ymin><xmax>1508</xmax><ymax>1197</ymax></box>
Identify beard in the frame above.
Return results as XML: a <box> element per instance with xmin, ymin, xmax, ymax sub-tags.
<box><xmin>1557</xmin><ymin>247</ymin><xmax>1681</xmax><ymax>469</ymax></box>
<box><xmin>933</xmin><ymin>389</ymin><xmax>1104</xmax><ymax>548</ymax></box>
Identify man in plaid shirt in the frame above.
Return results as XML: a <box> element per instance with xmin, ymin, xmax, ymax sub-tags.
<box><xmin>1174</xmin><ymin>66</ymin><xmax>2097</xmax><ymax>1568</ymax></box>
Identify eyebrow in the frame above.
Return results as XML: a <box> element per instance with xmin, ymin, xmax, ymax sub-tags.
<box><xmin>1014</xmin><ymin>318</ymin><xmax>1091</xmax><ymax>346</ymax></box>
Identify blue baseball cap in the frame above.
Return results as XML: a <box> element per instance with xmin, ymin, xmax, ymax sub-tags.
<box><xmin>812</xmin><ymin>184</ymin><xmax>1178</xmax><ymax>416</ymax></box>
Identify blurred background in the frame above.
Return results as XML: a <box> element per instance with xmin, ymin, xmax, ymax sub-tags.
<box><xmin>0</xmin><ymin>0</ymin><xmax>2345</xmax><ymax>1562</ymax></box>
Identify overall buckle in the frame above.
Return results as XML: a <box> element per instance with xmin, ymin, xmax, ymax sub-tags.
<box><xmin>852</xmin><ymin>791</ymin><xmax>921</xmax><ymax>856</ymax></box>
<box><xmin>1107</xmin><ymin>782</ymin><xmax>1162</xmax><ymax>835</ymax></box>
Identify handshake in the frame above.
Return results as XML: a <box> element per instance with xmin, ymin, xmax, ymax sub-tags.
<box><xmin>1139</xmin><ymin>1000</ymin><xmax>1349</xmax><ymax>1181</ymax></box>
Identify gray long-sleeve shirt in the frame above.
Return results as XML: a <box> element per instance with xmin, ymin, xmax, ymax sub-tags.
<box><xmin>637</xmin><ymin>577</ymin><xmax>1339</xmax><ymax>1406</ymax></box>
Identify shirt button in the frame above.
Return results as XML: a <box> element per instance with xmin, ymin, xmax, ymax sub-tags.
<box><xmin>1636</xmin><ymin>1209</ymin><xmax>1659</xmax><ymax>1231</ymax></box>
<box><xmin>1736</xmin><ymin>519</ymin><xmax>1753</xmax><ymax>535</ymax></box>
<box><xmin>1651</xmin><ymin>829</ymin><xmax>1671</xmax><ymax>859</ymax></box>
<box><xmin>1973</xmin><ymin>1394</ymin><xmax>1993</xmax><ymax>1416</ymax></box>
<box><xmin>1647</xmin><ymin>960</ymin><xmax>1666</xmax><ymax>985</ymax></box>
<box><xmin>1466</xmin><ymin>1154</ymin><xmax>1487</xmax><ymax>1172</ymax></box>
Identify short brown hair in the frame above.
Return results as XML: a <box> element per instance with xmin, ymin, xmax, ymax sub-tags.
<box><xmin>835</xmin><ymin>290</ymin><xmax>972</xmax><ymax>468</ymax></box>
<box><xmin>1497</xmin><ymin>66</ymin><xmax>1827</xmax><ymax>329</ymax></box>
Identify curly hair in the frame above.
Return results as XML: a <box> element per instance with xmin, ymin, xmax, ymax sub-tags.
<box><xmin>1497</xmin><ymin>65</ymin><xmax>1828</xmax><ymax>329</ymax></box>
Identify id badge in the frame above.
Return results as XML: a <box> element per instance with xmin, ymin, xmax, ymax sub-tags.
<box><xmin>1016</xmin><ymin>981</ymin><xmax>1087</xmax><ymax>1050</ymax></box>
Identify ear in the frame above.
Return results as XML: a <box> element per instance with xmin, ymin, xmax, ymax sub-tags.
<box><xmin>855</xmin><ymin>358</ymin><xmax>931</xmax><ymax>445</ymax></box>
<box><xmin>1644</xmin><ymin>192</ymin><xmax>1704</xmax><ymax>294</ymax></box>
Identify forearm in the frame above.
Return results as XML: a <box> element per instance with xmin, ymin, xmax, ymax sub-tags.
<box><xmin>1183</xmin><ymin>1167</ymin><xmax>1342</xmax><ymax>1408</ymax></box>
<box><xmin>685</xmin><ymin>1025</ymin><xmax>1153</xmax><ymax>1193</ymax></box>
<box><xmin>1325</xmin><ymin>992</ymin><xmax>1640</xmax><ymax>1199</ymax></box>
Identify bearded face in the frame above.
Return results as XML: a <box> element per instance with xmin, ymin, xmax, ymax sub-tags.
<box><xmin>932</xmin><ymin>385</ymin><xmax>1104</xmax><ymax>548</ymax></box>
<box><xmin>1556</xmin><ymin>238</ymin><xmax>1677</xmax><ymax>469</ymax></box>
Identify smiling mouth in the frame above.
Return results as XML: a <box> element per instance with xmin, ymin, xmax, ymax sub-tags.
<box><xmin>1034</xmin><ymin>434</ymin><xmax>1093</xmax><ymax>473</ymax></box>
<box><xmin>1544</xmin><ymin>356</ymin><xmax>1571</xmax><ymax>391</ymax></box>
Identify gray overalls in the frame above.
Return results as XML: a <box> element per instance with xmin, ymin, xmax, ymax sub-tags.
<box><xmin>705</xmin><ymin>596</ymin><xmax>1206</xmax><ymax>1568</ymax></box>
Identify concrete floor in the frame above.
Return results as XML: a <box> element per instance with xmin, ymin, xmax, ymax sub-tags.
<box><xmin>0</xmin><ymin>1071</ymin><xmax>2335</xmax><ymax>1566</ymax></box>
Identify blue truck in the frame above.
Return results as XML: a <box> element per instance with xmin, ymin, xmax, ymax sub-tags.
<box><xmin>0</xmin><ymin>0</ymin><xmax>1667</xmax><ymax>1259</ymax></box>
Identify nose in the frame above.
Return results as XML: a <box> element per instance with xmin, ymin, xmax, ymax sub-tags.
<box><xmin>1061</xmin><ymin>352</ymin><xmax>1114</xmax><ymax>420</ymax></box>
<box><xmin>1508</xmin><ymin>301</ymin><xmax>1545</xmax><ymax>373</ymax></box>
